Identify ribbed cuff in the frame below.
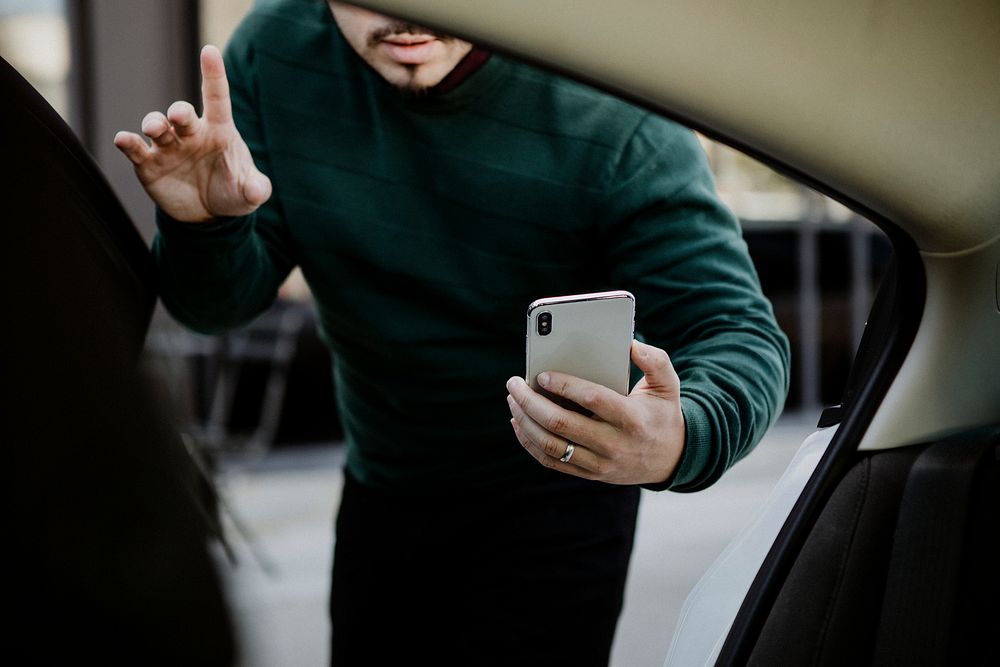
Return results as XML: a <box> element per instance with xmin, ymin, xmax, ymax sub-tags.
<box><xmin>640</xmin><ymin>394</ymin><xmax>711</xmax><ymax>492</ymax></box>
<box><xmin>155</xmin><ymin>207</ymin><xmax>253</xmax><ymax>246</ymax></box>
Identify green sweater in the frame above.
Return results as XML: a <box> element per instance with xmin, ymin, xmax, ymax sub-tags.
<box><xmin>154</xmin><ymin>0</ymin><xmax>789</xmax><ymax>493</ymax></box>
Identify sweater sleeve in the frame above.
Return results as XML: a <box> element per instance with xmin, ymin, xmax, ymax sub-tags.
<box><xmin>600</xmin><ymin>115</ymin><xmax>791</xmax><ymax>493</ymax></box>
<box><xmin>152</xmin><ymin>19</ymin><xmax>294</xmax><ymax>335</ymax></box>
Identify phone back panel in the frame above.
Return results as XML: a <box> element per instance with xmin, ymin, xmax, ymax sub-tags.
<box><xmin>525</xmin><ymin>291</ymin><xmax>635</xmax><ymax>395</ymax></box>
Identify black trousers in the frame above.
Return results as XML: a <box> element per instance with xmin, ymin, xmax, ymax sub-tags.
<box><xmin>329</xmin><ymin>470</ymin><xmax>641</xmax><ymax>666</ymax></box>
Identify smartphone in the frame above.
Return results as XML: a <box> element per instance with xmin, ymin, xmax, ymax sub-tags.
<box><xmin>525</xmin><ymin>290</ymin><xmax>635</xmax><ymax>409</ymax></box>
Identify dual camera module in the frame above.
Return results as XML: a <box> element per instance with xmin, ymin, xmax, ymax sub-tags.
<box><xmin>536</xmin><ymin>311</ymin><xmax>552</xmax><ymax>336</ymax></box>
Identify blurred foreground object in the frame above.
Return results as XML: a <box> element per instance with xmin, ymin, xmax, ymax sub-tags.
<box><xmin>2</xmin><ymin>55</ymin><xmax>234</xmax><ymax>665</ymax></box>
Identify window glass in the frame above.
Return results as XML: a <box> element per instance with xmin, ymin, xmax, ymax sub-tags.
<box><xmin>705</xmin><ymin>138</ymin><xmax>854</xmax><ymax>224</ymax></box>
<box><xmin>193</xmin><ymin>0</ymin><xmax>890</xmax><ymax>421</ymax></box>
<box><xmin>703</xmin><ymin>139</ymin><xmax>890</xmax><ymax>410</ymax></box>
<box><xmin>187</xmin><ymin>5</ymin><xmax>894</xmax><ymax>666</ymax></box>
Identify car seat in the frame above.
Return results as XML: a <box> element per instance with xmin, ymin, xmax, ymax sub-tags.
<box><xmin>718</xmin><ymin>260</ymin><xmax>999</xmax><ymax>666</ymax></box>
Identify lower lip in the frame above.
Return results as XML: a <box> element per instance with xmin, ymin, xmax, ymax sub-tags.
<box><xmin>380</xmin><ymin>40</ymin><xmax>439</xmax><ymax>65</ymax></box>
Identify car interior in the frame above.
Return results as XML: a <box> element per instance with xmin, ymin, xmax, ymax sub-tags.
<box><xmin>326</xmin><ymin>1</ymin><xmax>1000</xmax><ymax>664</ymax></box>
<box><xmin>5</xmin><ymin>0</ymin><xmax>997</xmax><ymax>664</ymax></box>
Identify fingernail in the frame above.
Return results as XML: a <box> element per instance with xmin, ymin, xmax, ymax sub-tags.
<box><xmin>506</xmin><ymin>377</ymin><xmax>517</xmax><ymax>392</ymax></box>
<box><xmin>537</xmin><ymin>372</ymin><xmax>550</xmax><ymax>388</ymax></box>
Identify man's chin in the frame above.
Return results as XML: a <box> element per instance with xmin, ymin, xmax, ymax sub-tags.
<box><xmin>380</xmin><ymin>65</ymin><xmax>439</xmax><ymax>95</ymax></box>
<box><xmin>395</xmin><ymin>83</ymin><xmax>432</xmax><ymax>97</ymax></box>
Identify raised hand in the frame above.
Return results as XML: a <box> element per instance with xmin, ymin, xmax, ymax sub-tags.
<box><xmin>114</xmin><ymin>45</ymin><xmax>271</xmax><ymax>223</ymax></box>
<box><xmin>506</xmin><ymin>339</ymin><xmax>686</xmax><ymax>486</ymax></box>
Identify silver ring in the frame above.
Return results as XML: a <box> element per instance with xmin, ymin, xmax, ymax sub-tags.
<box><xmin>559</xmin><ymin>442</ymin><xmax>576</xmax><ymax>463</ymax></box>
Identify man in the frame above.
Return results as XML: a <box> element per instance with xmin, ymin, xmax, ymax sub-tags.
<box><xmin>115</xmin><ymin>1</ymin><xmax>789</xmax><ymax>664</ymax></box>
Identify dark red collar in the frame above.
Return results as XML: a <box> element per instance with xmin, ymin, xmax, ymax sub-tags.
<box><xmin>431</xmin><ymin>47</ymin><xmax>492</xmax><ymax>95</ymax></box>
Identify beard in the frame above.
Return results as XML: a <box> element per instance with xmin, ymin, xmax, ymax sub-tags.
<box><xmin>394</xmin><ymin>68</ymin><xmax>432</xmax><ymax>97</ymax></box>
<box><xmin>369</xmin><ymin>20</ymin><xmax>456</xmax><ymax>94</ymax></box>
<box><xmin>357</xmin><ymin>18</ymin><xmax>467</xmax><ymax>95</ymax></box>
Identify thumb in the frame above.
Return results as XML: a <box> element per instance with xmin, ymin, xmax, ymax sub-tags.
<box><xmin>631</xmin><ymin>340</ymin><xmax>680</xmax><ymax>397</ymax></box>
<box><xmin>242</xmin><ymin>171</ymin><xmax>272</xmax><ymax>207</ymax></box>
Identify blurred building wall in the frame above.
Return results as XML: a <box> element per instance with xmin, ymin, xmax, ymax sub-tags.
<box><xmin>74</xmin><ymin>0</ymin><xmax>199</xmax><ymax>243</ymax></box>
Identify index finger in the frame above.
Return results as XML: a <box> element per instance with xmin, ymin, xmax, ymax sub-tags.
<box><xmin>200</xmin><ymin>44</ymin><xmax>232</xmax><ymax>125</ymax></box>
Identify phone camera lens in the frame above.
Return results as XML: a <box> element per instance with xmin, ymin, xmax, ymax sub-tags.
<box><xmin>537</xmin><ymin>311</ymin><xmax>552</xmax><ymax>336</ymax></box>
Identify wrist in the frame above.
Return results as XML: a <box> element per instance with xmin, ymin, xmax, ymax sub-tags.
<box><xmin>155</xmin><ymin>207</ymin><xmax>253</xmax><ymax>244</ymax></box>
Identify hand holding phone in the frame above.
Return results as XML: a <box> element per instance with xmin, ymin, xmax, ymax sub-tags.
<box><xmin>511</xmin><ymin>289</ymin><xmax>684</xmax><ymax>484</ymax></box>
<box><xmin>507</xmin><ymin>329</ymin><xmax>687</xmax><ymax>486</ymax></box>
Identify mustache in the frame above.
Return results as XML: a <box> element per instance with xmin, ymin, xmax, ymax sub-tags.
<box><xmin>367</xmin><ymin>20</ymin><xmax>453</xmax><ymax>46</ymax></box>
